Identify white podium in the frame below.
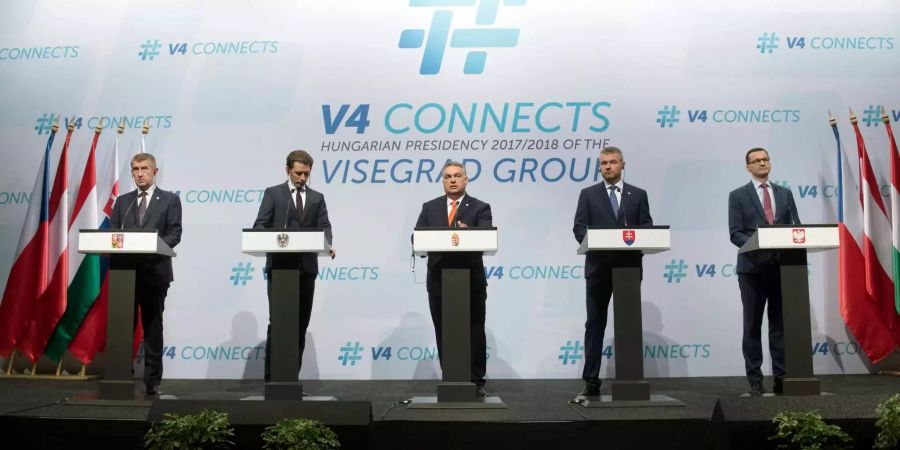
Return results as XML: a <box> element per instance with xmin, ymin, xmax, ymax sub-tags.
<box><xmin>408</xmin><ymin>227</ymin><xmax>505</xmax><ymax>409</ymax></box>
<box><xmin>578</xmin><ymin>226</ymin><xmax>682</xmax><ymax>407</ymax></box>
<box><xmin>241</xmin><ymin>228</ymin><xmax>331</xmax><ymax>401</ymax></box>
<box><xmin>739</xmin><ymin>224</ymin><xmax>838</xmax><ymax>396</ymax></box>
<box><xmin>76</xmin><ymin>229</ymin><xmax>174</xmax><ymax>402</ymax></box>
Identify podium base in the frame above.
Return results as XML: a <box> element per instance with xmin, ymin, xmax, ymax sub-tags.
<box><xmin>242</xmin><ymin>395</ymin><xmax>338</xmax><ymax>402</ymax></box>
<box><xmin>407</xmin><ymin>395</ymin><xmax>507</xmax><ymax>409</ymax></box>
<box><xmin>579</xmin><ymin>394</ymin><xmax>683</xmax><ymax>408</ymax></box>
<box><xmin>783</xmin><ymin>377</ymin><xmax>821</xmax><ymax>396</ymax></box>
<box><xmin>611</xmin><ymin>380</ymin><xmax>651</xmax><ymax>401</ymax></box>
<box><xmin>98</xmin><ymin>380</ymin><xmax>137</xmax><ymax>400</ymax></box>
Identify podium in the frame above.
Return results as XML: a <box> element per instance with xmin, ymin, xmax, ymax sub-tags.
<box><xmin>408</xmin><ymin>227</ymin><xmax>505</xmax><ymax>409</ymax></box>
<box><xmin>241</xmin><ymin>229</ymin><xmax>331</xmax><ymax>401</ymax></box>
<box><xmin>77</xmin><ymin>229</ymin><xmax>175</xmax><ymax>401</ymax></box>
<box><xmin>739</xmin><ymin>224</ymin><xmax>838</xmax><ymax>396</ymax></box>
<box><xmin>578</xmin><ymin>226</ymin><xmax>682</xmax><ymax>407</ymax></box>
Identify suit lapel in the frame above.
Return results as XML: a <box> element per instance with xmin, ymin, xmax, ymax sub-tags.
<box><xmin>140</xmin><ymin>189</ymin><xmax>165</xmax><ymax>228</ymax></box>
<box><xmin>744</xmin><ymin>182</ymin><xmax>766</xmax><ymax>222</ymax></box>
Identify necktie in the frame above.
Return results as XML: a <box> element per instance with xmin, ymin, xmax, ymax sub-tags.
<box><xmin>138</xmin><ymin>191</ymin><xmax>148</xmax><ymax>225</ymax></box>
<box><xmin>761</xmin><ymin>183</ymin><xmax>775</xmax><ymax>224</ymax></box>
<box><xmin>448</xmin><ymin>200</ymin><xmax>458</xmax><ymax>226</ymax></box>
<box><xmin>295</xmin><ymin>188</ymin><xmax>304</xmax><ymax>222</ymax></box>
<box><xmin>608</xmin><ymin>185</ymin><xmax>619</xmax><ymax>218</ymax></box>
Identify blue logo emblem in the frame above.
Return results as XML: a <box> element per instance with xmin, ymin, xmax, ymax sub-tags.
<box><xmin>558</xmin><ymin>340</ymin><xmax>584</xmax><ymax>365</ymax></box>
<box><xmin>756</xmin><ymin>32</ymin><xmax>779</xmax><ymax>54</ymax></box>
<box><xmin>862</xmin><ymin>105</ymin><xmax>881</xmax><ymax>127</ymax></box>
<box><xmin>338</xmin><ymin>341</ymin><xmax>364</xmax><ymax>366</ymax></box>
<box><xmin>229</xmin><ymin>262</ymin><xmax>255</xmax><ymax>286</ymax></box>
<box><xmin>656</xmin><ymin>105</ymin><xmax>681</xmax><ymax>128</ymax></box>
<box><xmin>399</xmin><ymin>0</ymin><xmax>525</xmax><ymax>75</ymax></box>
<box><xmin>138</xmin><ymin>39</ymin><xmax>162</xmax><ymax>61</ymax></box>
<box><xmin>663</xmin><ymin>259</ymin><xmax>688</xmax><ymax>284</ymax></box>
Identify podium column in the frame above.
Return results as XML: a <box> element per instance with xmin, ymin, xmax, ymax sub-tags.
<box><xmin>779</xmin><ymin>249</ymin><xmax>820</xmax><ymax>395</ymax></box>
<box><xmin>99</xmin><ymin>267</ymin><xmax>138</xmax><ymax>400</ymax></box>
<box><xmin>266</xmin><ymin>268</ymin><xmax>303</xmax><ymax>400</ymax></box>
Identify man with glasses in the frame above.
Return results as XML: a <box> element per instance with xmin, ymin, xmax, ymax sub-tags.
<box><xmin>728</xmin><ymin>147</ymin><xmax>800</xmax><ymax>395</ymax></box>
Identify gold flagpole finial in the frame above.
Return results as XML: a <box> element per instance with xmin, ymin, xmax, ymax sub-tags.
<box><xmin>51</xmin><ymin>114</ymin><xmax>59</xmax><ymax>134</ymax></box>
<box><xmin>117</xmin><ymin>120</ymin><xmax>125</xmax><ymax>135</ymax></box>
<box><xmin>142</xmin><ymin>118</ymin><xmax>151</xmax><ymax>135</ymax></box>
<box><xmin>66</xmin><ymin>114</ymin><xmax>77</xmax><ymax>132</ymax></box>
<box><xmin>882</xmin><ymin>105</ymin><xmax>890</xmax><ymax>124</ymax></box>
<box><xmin>828</xmin><ymin>110</ymin><xmax>836</xmax><ymax>128</ymax></box>
<box><xmin>95</xmin><ymin>117</ymin><xmax>106</xmax><ymax>134</ymax></box>
<box><xmin>849</xmin><ymin>108</ymin><xmax>858</xmax><ymax>125</ymax></box>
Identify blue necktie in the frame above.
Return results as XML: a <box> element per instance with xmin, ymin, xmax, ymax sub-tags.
<box><xmin>608</xmin><ymin>185</ymin><xmax>619</xmax><ymax>217</ymax></box>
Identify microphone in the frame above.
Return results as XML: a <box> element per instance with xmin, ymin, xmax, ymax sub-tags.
<box><xmin>120</xmin><ymin>195</ymin><xmax>136</xmax><ymax>230</ymax></box>
<box><xmin>283</xmin><ymin>187</ymin><xmax>295</xmax><ymax>230</ymax></box>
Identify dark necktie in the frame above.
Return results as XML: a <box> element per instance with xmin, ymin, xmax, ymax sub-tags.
<box><xmin>295</xmin><ymin>188</ymin><xmax>304</xmax><ymax>222</ymax></box>
<box><xmin>138</xmin><ymin>191</ymin><xmax>148</xmax><ymax>225</ymax></box>
<box><xmin>761</xmin><ymin>183</ymin><xmax>775</xmax><ymax>224</ymax></box>
<box><xmin>608</xmin><ymin>185</ymin><xmax>619</xmax><ymax>217</ymax></box>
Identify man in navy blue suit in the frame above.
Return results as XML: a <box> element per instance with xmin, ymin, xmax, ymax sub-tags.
<box><xmin>728</xmin><ymin>147</ymin><xmax>800</xmax><ymax>395</ymax></box>
<box><xmin>573</xmin><ymin>147</ymin><xmax>652</xmax><ymax>397</ymax></box>
<box><xmin>110</xmin><ymin>153</ymin><xmax>182</xmax><ymax>397</ymax></box>
<box><xmin>254</xmin><ymin>149</ymin><xmax>335</xmax><ymax>383</ymax></box>
<box><xmin>416</xmin><ymin>161</ymin><xmax>493</xmax><ymax>397</ymax></box>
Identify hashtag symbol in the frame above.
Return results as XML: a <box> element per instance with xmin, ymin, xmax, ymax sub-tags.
<box><xmin>558</xmin><ymin>340</ymin><xmax>583</xmax><ymax>365</ymax></box>
<box><xmin>756</xmin><ymin>32</ymin><xmax>779</xmax><ymax>54</ymax></box>
<box><xmin>656</xmin><ymin>105</ymin><xmax>680</xmax><ymax>128</ymax></box>
<box><xmin>229</xmin><ymin>262</ymin><xmax>254</xmax><ymax>286</ymax></box>
<box><xmin>34</xmin><ymin>113</ymin><xmax>56</xmax><ymax>135</ymax></box>
<box><xmin>862</xmin><ymin>105</ymin><xmax>881</xmax><ymax>127</ymax></box>
<box><xmin>338</xmin><ymin>341</ymin><xmax>363</xmax><ymax>366</ymax></box>
<box><xmin>138</xmin><ymin>39</ymin><xmax>162</xmax><ymax>61</ymax></box>
<box><xmin>663</xmin><ymin>259</ymin><xmax>687</xmax><ymax>284</ymax></box>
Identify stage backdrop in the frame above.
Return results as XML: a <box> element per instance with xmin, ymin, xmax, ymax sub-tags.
<box><xmin>1</xmin><ymin>0</ymin><xmax>898</xmax><ymax>380</ymax></box>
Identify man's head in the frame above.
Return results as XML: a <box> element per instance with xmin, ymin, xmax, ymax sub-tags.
<box><xmin>442</xmin><ymin>161</ymin><xmax>468</xmax><ymax>198</ymax></box>
<box><xmin>130</xmin><ymin>153</ymin><xmax>158</xmax><ymax>191</ymax></box>
<box><xmin>744</xmin><ymin>147</ymin><xmax>771</xmax><ymax>181</ymax></box>
<box><xmin>599</xmin><ymin>146</ymin><xmax>625</xmax><ymax>184</ymax></box>
<box><xmin>285</xmin><ymin>149</ymin><xmax>314</xmax><ymax>188</ymax></box>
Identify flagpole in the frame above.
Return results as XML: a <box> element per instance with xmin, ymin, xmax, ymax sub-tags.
<box><xmin>829</xmin><ymin>111</ymin><xmax>843</xmax><ymax>223</ymax></box>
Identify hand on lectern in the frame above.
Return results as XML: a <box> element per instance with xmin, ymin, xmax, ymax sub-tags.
<box><xmin>457</xmin><ymin>221</ymin><xmax>468</xmax><ymax>228</ymax></box>
<box><xmin>329</xmin><ymin>246</ymin><xmax>336</xmax><ymax>259</ymax></box>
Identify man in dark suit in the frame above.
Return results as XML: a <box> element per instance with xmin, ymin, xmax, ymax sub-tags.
<box><xmin>728</xmin><ymin>147</ymin><xmax>800</xmax><ymax>395</ymax></box>
<box><xmin>109</xmin><ymin>153</ymin><xmax>182</xmax><ymax>397</ymax></box>
<box><xmin>415</xmin><ymin>161</ymin><xmax>493</xmax><ymax>397</ymax></box>
<box><xmin>572</xmin><ymin>146</ymin><xmax>652</xmax><ymax>397</ymax></box>
<box><xmin>254</xmin><ymin>149</ymin><xmax>335</xmax><ymax>383</ymax></box>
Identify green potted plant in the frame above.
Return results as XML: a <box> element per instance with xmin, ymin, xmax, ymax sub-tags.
<box><xmin>261</xmin><ymin>418</ymin><xmax>341</xmax><ymax>450</ymax></box>
<box><xmin>768</xmin><ymin>410</ymin><xmax>852</xmax><ymax>450</ymax></box>
<box><xmin>875</xmin><ymin>393</ymin><xmax>900</xmax><ymax>449</ymax></box>
<box><xmin>144</xmin><ymin>409</ymin><xmax>235</xmax><ymax>450</ymax></box>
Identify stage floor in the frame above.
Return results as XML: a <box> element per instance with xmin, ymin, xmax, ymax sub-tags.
<box><xmin>0</xmin><ymin>375</ymin><xmax>897</xmax><ymax>449</ymax></box>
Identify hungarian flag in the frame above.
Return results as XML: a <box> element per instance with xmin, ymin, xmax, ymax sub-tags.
<box><xmin>44</xmin><ymin>128</ymin><xmax>102</xmax><ymax>361</ymax></box>
<box><xmin>886</xmin><ymin>108</ymin><xmax>900</xmax><ymax>316</ymax></box>
<box><xmin>17</xmin><ymin>123</ymin><xmax>72</xmax><ymax>363</ymax></box>
<box><xmin>0</xmin><ymin>123</ymin><xmax>58</xmax><ymax>357</ymax></box>
<box><xmin>836</xmin><ymin>111</ymin><xmax>900</xmax><ymax>363</ymax></box>
<box><xmin>67</xmin><ymin>132</ymin><xmax>119</xmax><ymax>364</ymax></box>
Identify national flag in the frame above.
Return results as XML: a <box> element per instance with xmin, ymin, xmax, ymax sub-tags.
<box><xmin>16</xmin><ymin>121</ymin><xmax>72</xmax><ymax>363</ymax></box>
<box><xmin>885</xmin><ymin>106</ymin><xmax>900</xmax><ymax>316</ymax></box>
<box><xmin>836</xmin><ymin>110</ymin><xmax>900</xmax><ymax>363</ymax></box>
<box><xmin>44</xmin><ymin>127</ymin><xmax>102</xmax><ymax>361</ymax></box>
<box><xmin>0</xmin><ymin>121</ymin><xmax>58</xmax><ymax>357</ymax></box>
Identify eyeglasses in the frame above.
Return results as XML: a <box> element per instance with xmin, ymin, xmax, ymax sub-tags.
<box><xmin>748</xmin><ymin>157</ymin><xmax>770</xmax><ymax>165</ymax></box>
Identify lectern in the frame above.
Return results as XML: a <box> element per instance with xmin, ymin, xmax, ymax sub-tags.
<box><xmin>78</xmin><ymin>229</ymin><xmax>174</xmax><ymax>401</ymax></box>
<box><xmin>739</xmin><ymin>224</ymin><xmax>838</xmax><ymax>396</ymax></box>
<box><xmin>408</xmin><ymin>227</ymin><xmax>505</xmax><ymax>409</ymax></box>
<box><xmin>242</xmin><ymin>229</ymin><xmax>330</xmax><ymax>400</ymax></box>
<box><xmin>578</xmin><ymin>226</ymin><xmax>682</xmax><ymax>407</ymax></box>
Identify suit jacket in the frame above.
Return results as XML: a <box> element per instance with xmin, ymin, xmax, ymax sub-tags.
<box><xmin>415</xmin><ymin>194</ymin><xmax>493</xmax><ymax>290</ymax></box>
<box><xmin>573</xmin><ymin>182</ymin><xmax>653</xmax><ymax>279</ymax></box>
<box><xmin>109</xmin><ymin>187</ymin><xmax>183</xmax><ymax>284</ymax></box>
<box><xmin>253</xmin><ymin>182</ymin><xmax>333</xmax><ymax>276</ymax></box>
<box><xmin>728</xmin><ymin>181</ymin><xmax>800</xmax><ymax>274</ymax></box>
